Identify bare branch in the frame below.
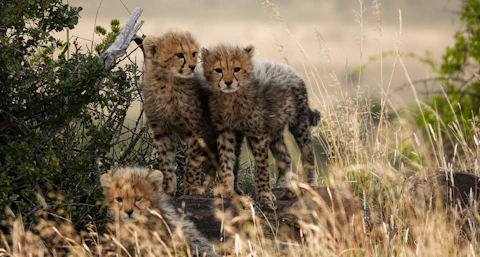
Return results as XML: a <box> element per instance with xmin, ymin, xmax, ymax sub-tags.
<box><xmin>100</xmin><ymin>7</ymin><xmax>144</xmax><ymax>69</ymax></box>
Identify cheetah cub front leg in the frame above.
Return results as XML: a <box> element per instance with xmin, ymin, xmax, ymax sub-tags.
<box><xmin>213</xmin><ymin>130</ymin><xmax>237</xmax><ymax>198</ymax></box>
<box><xmin>183</xmin><ymin>134</ymin><xmax>207</xmax><ymax>196</ymax></box>
<box><xmin>152</xmin><ymin>132</ymin><xmax>177</xmax><ymax>196</ymax></box>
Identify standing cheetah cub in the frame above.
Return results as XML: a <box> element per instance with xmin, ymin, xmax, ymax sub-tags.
<box><xmin>142</xmin><ymin>30</ymin><xmax>217</xmax><ymax>196</ymax></box>
<box><xmin>201</xmin><ymin>43</ymin><xmax>320</xmax><ymax>202</ymax></box>
<box><xmin>100</xmin><ymin>166</ymin><xmax>220</xmax><ymax>257</ymax></box>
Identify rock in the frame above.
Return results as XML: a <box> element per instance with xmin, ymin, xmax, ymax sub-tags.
<box><xmin>170</xmin><ymin>185</ymin><xmax>366</xmax><ymax>245</ymax></box>
<box><xmin>408</xmin><ymin>171</ymin><xmax>480</xmax><ymax>243</ymax></box>
<box><xmin>410</xmin><ymin>171</ymin><xmax>480</xmax><ymax>210</ymax></box>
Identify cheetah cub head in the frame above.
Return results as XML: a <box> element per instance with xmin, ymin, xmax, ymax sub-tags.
<box><xmin>201</xmin><ymin>43</ymin><xmax>255</xmax><ymax>93</ymax></box>
<box><xmin>100</xmin><ymin>167</ymin><xmax>164</xmax><ymax>223</ymax></box>
<box><xmin>143</xmin><ymin>31</ymin><xmax>199</xmax><ymax>79</ymax></box>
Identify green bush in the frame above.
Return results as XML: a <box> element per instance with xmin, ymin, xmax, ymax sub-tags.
<box><xmin>415</xmin><ymin>0</ymin><xmax>480</xmax><ymax>159</ymax></box>
<box><xmin>0</xmin><ymin>0</ymin><xmax>151</xmax><ymax>228</ymax></box>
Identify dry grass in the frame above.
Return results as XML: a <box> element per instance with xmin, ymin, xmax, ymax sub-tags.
<box><xmin>2</xmin><ymin>0</ymin><xmax>480</xmax><ymax>256</ymax></box>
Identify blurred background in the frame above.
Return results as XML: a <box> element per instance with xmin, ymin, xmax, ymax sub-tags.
<box><xmin>66</xmin><ymin>0</ymin><xmax>461</xmax><ymax>107</ymax></box>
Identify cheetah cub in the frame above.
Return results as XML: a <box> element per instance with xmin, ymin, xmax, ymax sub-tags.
<box><xmin>100</xmin><ymin>166</ymin><xmax>220</xmax><ymax>257</ymax></box>
<box><xmin>142</xmin><ymin>30</ymin><xmax>217</xmax><ymax>196</ymax></box>
<box><xmin>201</xmin><ymin>43</ymin><xmax>320</xmax><ymax>202</ymax></box>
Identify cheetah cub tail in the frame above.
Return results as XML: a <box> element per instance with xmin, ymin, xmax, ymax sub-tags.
<box><xmin>309</xmin><ymin>108</ymin><xmax>321</xmax><ymax>126</ymax></box>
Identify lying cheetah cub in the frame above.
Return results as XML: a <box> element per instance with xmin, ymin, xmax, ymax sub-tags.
<box><xmin>201</xmin><ymin>43</ymin><xmax>320</xmax><ymax>202</ymax></box>
<box><xmin>100</xmin><ymin>166</ymin><xmax>220</xmax><ymax>257</ymax></box>
<box><xmin>142</xmin><ymin>30</ymin><xmax>217</xmax><ymax>196</ymax></box>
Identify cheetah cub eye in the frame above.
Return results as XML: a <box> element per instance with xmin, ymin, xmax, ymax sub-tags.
<box><xmin>214</xmin><ymin>68</ymin><xmax>222</xmax><ymax>73</ymax></box>
<box><xmin>134</xmin><ymin>196</ymin><xmax>143</xmax><ymax>202</ymax></box>
<box><xmin>233</xmin><ymin>67</ymin><xmax>241</xmax><ymax>72</ymax></box>
<box><xmin>115</xmin><ymin>197</ymin><xmax>123</xmax><ymax>203</ymax></box>
<box><xmin>175</xmin><ymin>53</ymin><xmax>184</xmax><ymax>58</ymax></box>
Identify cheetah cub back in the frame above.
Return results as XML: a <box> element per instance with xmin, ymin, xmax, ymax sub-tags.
<box><xmin>201</xmin><ymin>43</ymin><xmax>320</xmax><ymax>202</ymax></box>
<box><xmin>100</xmin><ymin>166</ymin><xmax>220</xmax><ymax>257</ymax></box>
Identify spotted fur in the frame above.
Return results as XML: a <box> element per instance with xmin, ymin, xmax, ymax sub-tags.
<box><xmin>142</xmin><ymin>30</ymin><xmax>218</xmax><ymax>196</ymax></box>
<box><xmin>201</xmin><ymin>43</ymin><xmax>320</xmax><ymax>202</ymax></box>
<box><xmin>100</xmin><ymin>166</ymin><xmax>220</xmax><ymax>257</ymax></box>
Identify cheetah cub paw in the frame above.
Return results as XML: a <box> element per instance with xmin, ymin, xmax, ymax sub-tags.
<box><xmin>183</xmin><ymin>185</ymin><xmax>206</xmax><ymax>196</ymax></box>
<box><xmin>256</xmin><ymin>189</ymin><xmax>277</xmax><ymax>203</ymax></box>
<box><xmin>212</xmin><ymin>184</ymin><xmax>236</xmax><ymax>198</ymax></box>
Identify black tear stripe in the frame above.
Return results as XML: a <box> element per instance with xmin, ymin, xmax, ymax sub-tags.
<box><xmin>233</xmin><ymin>73</ymin><xmax>239</xmax><ymax>83</ymax></box>
<box><xmin>181</xmin><ymin>57</ymin><xmax>186</xmax><ymax>70</ymax></box>
<box><xmin>217</xmin><ymin>73</ymin><xmax>223</xmax><ymax>87</ymax></box>
<box><xmin>217</xmin><ymin>59</ymin><xmax>224</xmax><ymax>86</ymax></box>
<box><xmin>180</xmin><ymin>43</ymin><xmax>186</xmax><ymax>70</ymax></box>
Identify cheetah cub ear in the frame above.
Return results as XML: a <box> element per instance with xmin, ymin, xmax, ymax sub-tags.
<box><xmin>100</xmin><ymin>172</ymin><xmax>113</xmax><ymax>191</ymax></box>
<box><xmin>147</xmin><ymin>169</ymin><xmax>164</xmax><ymax>193</ymax></box>
<box><xmin>201</xmin><ymin>47</ymin><xmax>209</xmax><ymax>61</ymax></box>
<box><xmin>143</xmin><ymin>36</ymin><xmax>161</xmax><ymax>59</ymax></box>
<box><xmin>244</xmin><ymin>44</ymin><xmax>255</xmax><ymax>58</ymax></box>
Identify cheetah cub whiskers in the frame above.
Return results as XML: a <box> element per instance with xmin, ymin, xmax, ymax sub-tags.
<box><xmin>100</xmin><ymin>166</ymin><xmax>220</xmax><ymax>257</ymax></box>
<box><xmin>201</xmin><ymin>43</ymin><xmax>320</xmax><ymax>203</ymax></box>
<box><xmin>142</xmin><ymin>30</ymin><xmax>218</xmax><ymax>196</ymax></box>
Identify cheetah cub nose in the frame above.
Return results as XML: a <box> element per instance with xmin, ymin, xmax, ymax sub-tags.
<box><xmin>188</xmin><ymin>65</ymin><xmax>196</xmax><ymax>71</ymax></box>
<box><xmin>125</xmin><ymin>209</ymin><xmax>134</xmax><ymax>216</ymax></box>
<box><xmin>224</xmin><ymin>81</ymin><xmax>233</xmax><ymax>86</ymax></box>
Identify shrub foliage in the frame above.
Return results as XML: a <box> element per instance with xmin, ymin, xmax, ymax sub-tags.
<box><xmin>416</xmin><ymin>0</ymin><xmax>480</xmax><ymax>159</ymax></box>
<box><xmin>0</xmin><ymin>0</ymin><xmax>151</xmax><ymax>227</ymax></box>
